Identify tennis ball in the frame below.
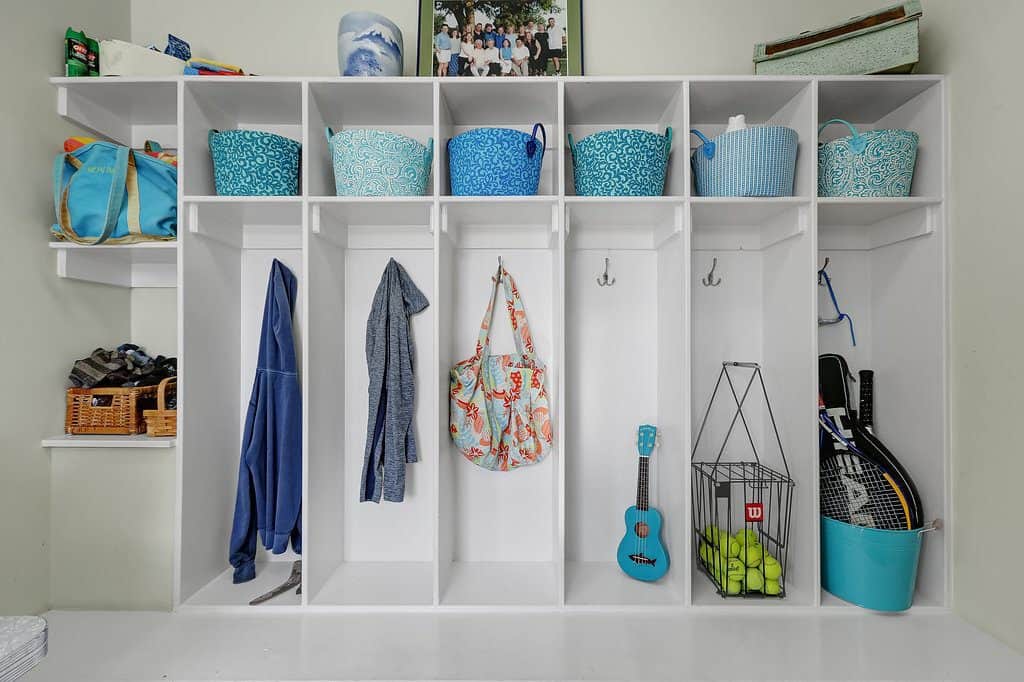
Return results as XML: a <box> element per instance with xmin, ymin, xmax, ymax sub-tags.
<box><xmin>737</xmin><ymin>544</ymin><xmax>763</xmax><ymax>568</ymax></box>
<box><xmin>725</xmin><ymin>579</ymin><xmax>742</xmax><ymax>595</ymax></box>
<box><xmin>699</xmin><ymin>542</ymin><xmax>713</xmax><ymax>565</ymax></box>
<box><xmin>727</xmin><ymin>558</ymin><xmax>745</xmax><ymax>580</ymax></box>
<box><xmin>734</xmin><ymin>529</ymin><xmax>760</xmax><ymax>546</ymax></box>
<box><xmin>763</xmin><ymin>578</ymin><xmax>781</xmax><ymax>596</ymax></box>
<box><xmin>744</xmin><ymin>567</ymin><xmax>764</xmax><ymax>592</ymax></box>
<box><xmin>761</xmin><ymin>556</ymin><xmax>782</xmax><ymax>581</ymax></box>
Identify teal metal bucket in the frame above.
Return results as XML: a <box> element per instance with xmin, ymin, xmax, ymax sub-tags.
<box><xmin>820</xmin><ymin>515</ymin><xmax>925</xmax><ymax>611</ymax></box>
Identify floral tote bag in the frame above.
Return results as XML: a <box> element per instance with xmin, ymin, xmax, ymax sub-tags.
<box><xmin>449</xmin><ymin>267</ymin><xmax>552</xmax><ymax>471</ymax></box>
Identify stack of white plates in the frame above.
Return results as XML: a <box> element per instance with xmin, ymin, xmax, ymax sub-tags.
<box><xmin>0</xmin><ymin>617</ymin><xmax>47</xmax><ymax>681</ymax></box>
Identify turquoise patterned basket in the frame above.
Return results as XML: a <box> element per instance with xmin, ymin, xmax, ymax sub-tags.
<box><xmin>568</xmin><ymin>127</ymin><xmax>673</xmax><ymax>196</ymax></box>
<box><xmin>818</xmin><ymin>119</ymin><xmax>918</xmax><ymax>197</ymax></box>
<box><xmin>690</xmin><ymin>126</ymin><xmax>798</xmax><ymax>197</ymax></box>
<box><xmin>208</xmin><ymin>129</ymin><xmax>301</xmax><ymax>196</ymax></box>
<box><xmin>448</xmin><ymin>124</ymin><xmax>546</xmax><ymax>196</ymax></box>
<box><xmin>326</xmin><ymin>128</ymin><xmax>433</xmax><ymax>197</ymax></box>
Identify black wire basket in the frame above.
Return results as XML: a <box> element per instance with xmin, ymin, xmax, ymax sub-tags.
<box><xmin>691</xmin><ymin>362</ymin><xmax>795</xmax><ymax>598</ymax></box>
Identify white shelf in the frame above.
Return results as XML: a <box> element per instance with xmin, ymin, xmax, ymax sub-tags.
<box><xmin>691</xmin><ymin>198</ymin><xmax>810</xmax><ymax>251</ymax></box>
<box><xmin>818</xmin><ymin>197</ymin><xmax>940</xmax><ymax>250</ymax></box>
<box><xmin>311</xmin><ymin>562</ymin><xmax>433</xmax><ymax>606</ymax></box>
<box><xmin>565</xmin><ymin>562</ymin><xmax>684</xmax><ymax>606</ymax></box>
<box><xmin>50</xmin><ymin>241</ymin><xmax>177</xmax><ymax>288</ymax></box>
<box><xmin>441</xmin><ymin>562</ymin><xmax>557</xmax><ymax>606</ymax></box>
<box><xmin>184</xmin><ymin>562</ymin><xmax>300</xmax><ymax>608</ymax></box>
<box><xmin>52</xmin><ymin>76</ymin><xmax>178</xmax><ymax>147</ymax></box>
<box><xmin>42</xmin><ymin>434</ymin><xmax>176</xmax><ymax>449</ymax></box>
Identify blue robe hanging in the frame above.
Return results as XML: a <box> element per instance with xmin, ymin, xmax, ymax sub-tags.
<box><xmin>229</xmin><ymin>259</ymin><xmax>302</xmax><ymax>584</ymax></box>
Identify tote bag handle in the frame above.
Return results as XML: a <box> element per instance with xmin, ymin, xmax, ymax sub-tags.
<box><xmin>474</xmin><ymin>266</ymin><xmax>536</xmax><ymax>361</ymax></box>
<box><xmin>53</xmin><ymin>145</ymin><xmax>141</xmax><ymax>245</ymax></box>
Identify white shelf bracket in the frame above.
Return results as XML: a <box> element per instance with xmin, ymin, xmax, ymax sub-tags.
<box><xmin>311</xmin><ymin>204</ymin><xmax>322</xmax><ymax>235</ymax></box>
<box><xmin>187</xmin><ymin>203</ymin><xmax>200</xmax><ymax>234</ymax></box>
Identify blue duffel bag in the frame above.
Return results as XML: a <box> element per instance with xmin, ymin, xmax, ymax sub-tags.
<box><xmin>52</xmin><ymin>140</ymin><xmax>177</xmax><ymax>244</ymax></box>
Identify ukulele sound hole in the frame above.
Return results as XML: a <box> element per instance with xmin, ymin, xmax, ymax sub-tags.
<box><xmin>634</xmin><ymin>522</ymin><xmax>650</xmax><ymax>538</ymax></box>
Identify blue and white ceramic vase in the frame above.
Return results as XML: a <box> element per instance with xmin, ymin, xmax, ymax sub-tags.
<box><xmin>337</xmin><ymin>12</ymin><xmax>403</xmax><ymax>77</ymax></box>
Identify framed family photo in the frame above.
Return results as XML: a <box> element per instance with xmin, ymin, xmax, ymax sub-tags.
<box><xmin>418</xmin><ymin>0</ymin><xmax>583</xmax><ymax>77</ymax></box>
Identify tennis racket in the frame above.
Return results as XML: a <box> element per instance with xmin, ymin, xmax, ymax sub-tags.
<box><xmin>819</xmin><ymin>403</ymin><xmax>913</xmax><ymax>530</ymax></box>
<box><xmin>819</xmin><ymin>354</ymin><xmax>924</xmax><ymax>529</ymax></box>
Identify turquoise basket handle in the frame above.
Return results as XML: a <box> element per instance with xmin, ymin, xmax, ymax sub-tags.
<box><xmin>208</xmin><ymin>129</ymin><xmax>219</xmax><ymax>147</ymax></box>
<box><xmin>819</xmin><ymin>118</ymin><xmax>866</xmax><ymax>153</ymax></box>
<box><xmin>567</xmin><ymin>133</ymin><xmax>578</xmax><ymax>165</ymax></box>
<box><xmin>663</xmin><ymin>126</ymin><xmax>673</xmax><ymax>155</ymax></box>
<box><xmin>325</xmin><ymin>127</ymin><xmax>335</xmax><ymax>142</ymax></box>
<box><xmin>690</xmin><ymin>129</ymin><xmax>714</xmax><ymax>160</ymax></box>
<box><xmin>423</xmin><ymin>136</ymin><xmax>434</xmax><ymax>168</ymax></box>
<box><xmin>526</xmin><ymin>122</ymin><xmax>546</xmax><ymax>159</ymax></box>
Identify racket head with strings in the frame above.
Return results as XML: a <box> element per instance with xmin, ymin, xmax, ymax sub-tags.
<box><xmin>820</xmin><ymin>449</ymin><xmax>913</xmax><ymax>530</ymax></box>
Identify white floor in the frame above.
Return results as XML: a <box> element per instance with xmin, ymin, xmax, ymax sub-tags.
<box><xmin>24</xmin><ymin>610</ymin><xmax>1021</xmax><ymax>681</ymax></box>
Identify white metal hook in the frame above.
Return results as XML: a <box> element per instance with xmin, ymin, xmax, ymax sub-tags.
<box><xmin>597</xmin><ymin>257</ymin><xmax>615</xmax><ymax>287</ymax></box>
<box><xmin>702</xmin><ymin>257</ymin><xmax>721</xmax><ymax>287</ymax></box>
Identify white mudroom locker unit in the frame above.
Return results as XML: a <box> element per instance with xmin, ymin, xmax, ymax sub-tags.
<box><xmin>48</xmin><ymin>74</ymin><xmax>949</xmax><ymax>613</ymax></box>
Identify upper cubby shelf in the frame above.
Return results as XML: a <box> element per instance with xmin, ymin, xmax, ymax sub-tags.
<box><xmin>52</xmin><ymin>77</ymin><xmax>178</xmax><ymax>148</ymax></box>
<box><xmin>182</xmin><ymin>79</ymin><xmax>303</xmax><ymax>197</ymax></box>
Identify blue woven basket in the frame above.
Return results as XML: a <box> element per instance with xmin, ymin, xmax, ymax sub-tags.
<box><xmin>690</xmin><ymin>126</ymin><xmax>798</xmax><ymax>197</ymax></box>
<box><xmin>326</xmin><ymin>128</ymin><xmax>433</xmax><ymax>197</ymax></box>
<box><xmin>568</xmin><ymin>127</ymin><xmax>673</xmax><ymax>196</ymax></box>
<box><xmin>209</xmin><ymin>129</ymin><xmax>301</xmax><ymax>196</ymax></box>
<box><xmin>448</xmin><ymin>124</ymin><xmax>546</xmax><ymax>196</ymax></box>
<box><xmin>818</xmin><ymin>119</ymin><xmax>919</xmax><ymax>197</ymax></box>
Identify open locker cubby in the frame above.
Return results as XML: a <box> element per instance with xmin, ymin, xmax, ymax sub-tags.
<box><xmin>562</xmin><ymin>80</ymin><xmax>687</xmax><ymax>196</ymax></box>
<box><xmin>305</xmin><ymin>198</ymin><xmax>436</xmax><ymax>606</ymax></box>
<box><xmin>306</xmin><ymin>80</ymin><xmax>436</xmax><ymax>198</ymax></box>
<box><xmin>690</xmin><ymin>200</ymin><xmax>817</xmax><ymax>607</ymax></box>
<box><xmin>54</xmin><ymin>77</ymin><xmax>179</xmax><ymax>148</ymax></box>
<box><xmin>436</xmin><ymin>198</ymin><xmax>560</xmax><ymax>605</ymax></box>
<box><xmin>181</xmin><ymin>79</ymin><xmax>303</xmax><ymax>198</ymax></box>
<box><xmin>688</xmin><ymin>79</ymin><xmax>815</xmax><ymax>199</ymax></box>
<box><xmin>178</xmin><ymin>198</ymin><xmax>304</xmax><ymax>607</ymax></box>
<box><xmin>563</xmin><ymin>199</ymin><xmax>687</xmax><ymax>605</ymax></box>
<box><xmin>437</xmin><ymin>79</ymin><xmax>560</xmax><ymax>197</ymax></box>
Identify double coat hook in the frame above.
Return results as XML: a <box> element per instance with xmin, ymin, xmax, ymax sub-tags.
<box><xmin>702</xmin><ymin>257</ymin><xmax>721</xmax><ymax>287</ymax></box>
<box><xmin>597</xmin><ymin>257</ymin><xmax>615</xmax><ymax>287</ymax></box>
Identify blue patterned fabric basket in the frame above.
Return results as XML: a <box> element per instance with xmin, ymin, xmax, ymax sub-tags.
<box><xmin>818</xmin><ymin>119</ymin><xmax>918</xmax><ymax>197</ymax></box>
<box><xmin>326</xmin><ymin>128</ymin><xmax>433</xmax><ymax>196</ymax></box>
<box><xmin>208</xmin><ymin>129</ymin><xmax>301</xmax><ymax>196</ymax></box>
<box><xmin>448</xmin><ymin>124</ymin><xmax>546</xmax><ymax>196</ymax></box>
<box><xmin>568</xmin><ymin>127</ymin><xmax>673</xmax><ymax>196</ymax></box>
<box><xmin>690</xmin><ymin>126</ymin><xmax>798</xmax><ymax>197</ymax></box>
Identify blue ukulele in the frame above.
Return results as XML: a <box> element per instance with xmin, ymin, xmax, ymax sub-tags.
<box><xmin>616</xmin><ymin>425</ymin><xmax>669</xmax><ymax>582</ymax></box>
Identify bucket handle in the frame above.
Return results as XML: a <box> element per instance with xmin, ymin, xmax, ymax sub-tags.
<box><xmin>566</xmin><ymin>133</ymin><xmax>578</xmax><ymax>165</ymax></box>
<box><xmin>208</xmin><ymin>129</ymin><xmax>220</xmax><ymax>147</ymax></box>
<box><xmin>819</xmin><ymin>118</ymin><xmax>867</xmax><ymax>154</ymax></box>
<box><xmin>325</xmin><ymin>126</ymin><xmax>336</xmax><ymax>143</ymax></box>
<box><xmin>919</xmin><ymin>519</ymin><xmax>943</xmax><ymax>535</ymax></box>
<box><xmin>663</xmin><ymin>126</ymin><xmax>674</xmax><ymax>155</ymax></box>
<box><xmin>526</xmin><ymin>123</ymin><xmax>546</xmax><ymax>159</ymax></box>
<box><xmin>423</xmin><ymin>137</ymin><xmax>434</xmax><ymax>169</ymax></box>
<box><xmin>690</xmin><ymin>129</ymin><xmax>715</xmax><ymax>160</ymax></box>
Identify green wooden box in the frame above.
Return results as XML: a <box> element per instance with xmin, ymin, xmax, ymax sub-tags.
<box><xmin>753</xmin><ymin>1</ymin><xmax>922</xmax><ymax>76</ymax></box>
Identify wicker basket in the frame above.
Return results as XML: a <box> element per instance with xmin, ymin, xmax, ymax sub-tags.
<box><xmin>65</xmin><ymin>384</ymin><xmax>159</xmax><ymax>435</ymax></box>
<box><xmin>143</xmin><ymin>377</ymin><xmax>177</xmax><ymax>437</ymax></box>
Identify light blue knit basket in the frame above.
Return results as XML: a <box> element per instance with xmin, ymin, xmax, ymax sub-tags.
<box><xmin>568</xmin><ymin>127</ymin><xmax>673</xmax><ymax>196</ymax></box>
<box><xmin>326</xmin><ymin>128</ymin><xmax>433</xmax><ymax>197</ymax></box>
<box><xmin>448</xmin><ymin>124</ymin><xmax>546</xmax><ymax>196</ymax></box>
<box><xmin>208</xmin><ymin>129</ymin><xmax>301</xmax><ymax>196</ymax></box>
<box><xmin>818</xmin><ymin>119</ymin><xmax>919</xmax><ymax>197</ymax></box>
<box><xmin>690</xmin><ymin>126</ymin><xmax>798</xmax><ymax>197</ymax></box>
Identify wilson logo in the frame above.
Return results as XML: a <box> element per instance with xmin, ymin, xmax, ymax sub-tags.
<box><xmin>744</xmin><ymin>502</ymin><xmax>764</xmax><ymax>523</ymax></box>
<box><xmin>86</xmin><ymin>166</ymin><xmax>116</xmax><ymax>174</ymax></box>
